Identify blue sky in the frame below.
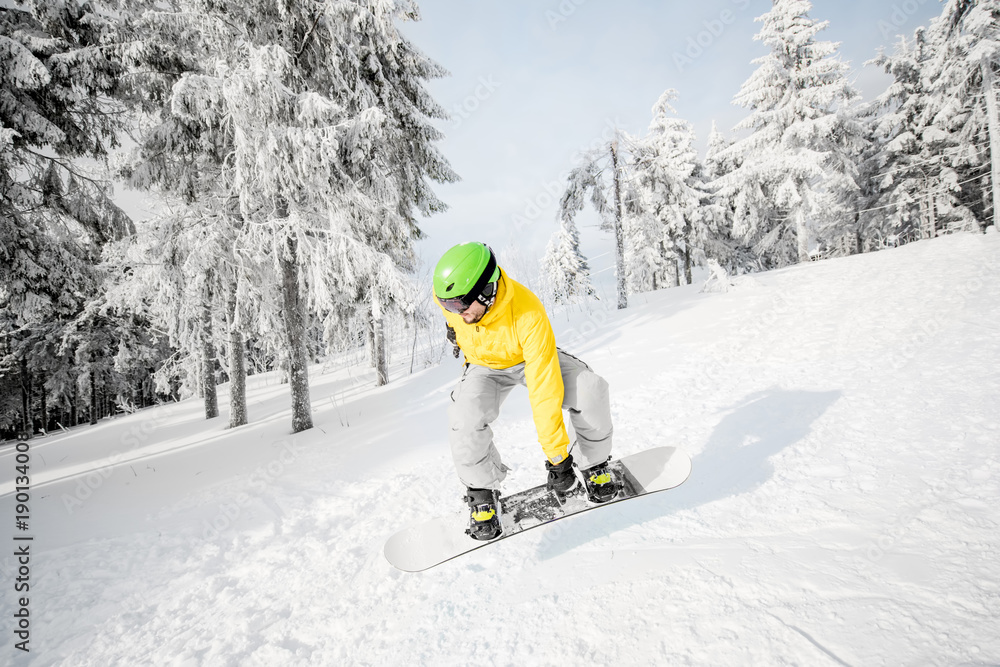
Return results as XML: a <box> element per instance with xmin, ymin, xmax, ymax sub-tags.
<box><xmin>400</xmin><ymin>0</ymin><xmax>947</xmax><ymax>292</ymax></box>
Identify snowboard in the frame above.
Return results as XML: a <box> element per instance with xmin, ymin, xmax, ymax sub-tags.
<box><xmin>384</xmin><ymin>446</ymin><xmax>692</xmax><ymax>572</ymax></box>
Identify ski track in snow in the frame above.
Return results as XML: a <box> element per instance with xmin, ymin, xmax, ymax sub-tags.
<box><xmin>1</xmin><ymin>232</ymin><xmax>999</xmax><ymax>666</ymax></box>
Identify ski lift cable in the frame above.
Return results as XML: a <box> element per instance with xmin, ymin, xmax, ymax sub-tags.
<box><xmin>854</xmin><ymin>171</ymin><xmax>992</xmax><ymax>215</ymax></box>
<box><xmin>762</xmin><ymin>171</ymin><xmax>992</xmax><ymax>223</ymax></box>
<box><xmin>866</xmin><ymin>139</ymin><xmax>991</xmax><ymax>180</ymax></box>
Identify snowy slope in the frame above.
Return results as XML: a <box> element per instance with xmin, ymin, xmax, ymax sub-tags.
<box><xmin>2</xmin><ymin>231</ymin><xmax>999</xmax><ymax>666</ymax></box>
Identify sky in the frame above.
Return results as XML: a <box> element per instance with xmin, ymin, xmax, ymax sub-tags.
<box><xmin>398</xmin><ymin>0</ymin><xmax>948</xmax><ymax>293</ymax></box>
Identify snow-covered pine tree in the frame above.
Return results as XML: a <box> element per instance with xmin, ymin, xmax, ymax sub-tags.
<box><xmin>630</xmin><ymin>91</ymin><xmax>712</xmax><ymax>290</ymax></box>
<box><xmin>542</xmin><ymin>217</ymin><xmax>597</xmax><ymax>304</ymax></box>
<box><xmin>703</xmin><ymin>122</ymin><xmax>734</xmax><ymax>183</ymax></box>
<box><xmin>559</xmin><ymin>134</ymin><xmax>632</xmax><ymax>309</ymax></box>
<box><xmin>862</xmin><ymin>0</ymin><xmax>995</xmax><ymax>246</ymax></box>
<box><xmin>118</xmin><ymin>82</ymin><xmax>249</xmax><ymax>422</ymax></box>
<box><xmin>113</xmin><ymin>2</ymin><xmax>263</xmax><ymax>425</ymax></box>
<box><xmin>703</xmin><ymin>122</ymin><xmax>759</xmax><ymax>273</ymax></box>
<box><xmin>59</xmin><ymin>297</ymin><xmax>168</xmax><ymax>424</ymax></box>
<box><xmin>718</xmin><ymin>0</ymin><xmax>863</xmax><ymax>267</ymax></box>
<box><xmin>102</xmin><ymin>207</ymin><xmax>229</xmax><ymax>414</ymax></box>
<box><xmin>621</xmin><ymin>208</ymin><xmax>674</xmax><ymax>292</ymax></box>
<box><xmin>925</xmin><ymin>0</ymin><xmax>1000</xmax><ymax>231</ymax></box>
<box><xmin>864</xmin><ymin>29</ymin><xmax>952</xmax><ymax>245</ymax></box>
<box><xmin>1</xmin><ymin>0</ymin><xmax>138</xmax><ymax>436</ymax></box>
<box><xmin>318</xmin><ymin>0</ymin><xmax>457</xmax><ymax>387</ymax></box>
<box><xmin>148</xmin><ymin>0</ymin><xmax>454</xmax><ymax>429</ymax></box>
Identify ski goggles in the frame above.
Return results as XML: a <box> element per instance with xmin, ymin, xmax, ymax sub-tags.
<box><xmin>438</xmin><ymin>281</ymin><xmax>497</xmax><ymax>314</ymax></box>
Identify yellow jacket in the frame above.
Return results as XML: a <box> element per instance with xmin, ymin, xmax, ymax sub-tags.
<box><xmin>438</xmin><ymin>271</ymin><xmax>570</xmax><ymax>463</ymax></box>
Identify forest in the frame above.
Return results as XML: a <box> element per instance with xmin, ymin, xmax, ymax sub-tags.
<box><xmin>1</xmin><ymin>0</ymin><xmax>996</xmax><ymax>438</ymax></box>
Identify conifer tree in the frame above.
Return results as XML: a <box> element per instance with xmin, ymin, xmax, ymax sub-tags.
<box><xmin>319</xmin><ymin>0</ymin><xmax>457</xmax><ymax>387</ymax></box>
<box><xmin>123</xmin><ymin>0</ymin><xmax>454</xmax><ymax>431</ymax></box>
<box><xmin>865</xmin><ymin>29</ymin><xmax>952</xmax><ymax>245</ymax></box>
<box><xmin>925</xmin><ymin>0</ymin><xmax>1000</xmax><ymax>231</ymax></box>
<box><xmin>630</xmin><ymin>91</ymin><xmax>713</xmax><ymax>289</ymax></box>
<box><xmin>862</xmin><ymin>0</ymin><xmax>996</xmax><ymax>247</ymax></box>
<box><xmin>1</xmin><ymin>0</ymin><xmax>137</xmax><ymax>436</ymax></box>
<box><xmin>114</xmin><ymin>3</ymin><xmax>254</xmax><ymax>424</ymax></box>
<box><xmin>718</xmin><ymin>0</ymin><xmax>863</xmax><ymax>267</ymax></box>
<box><xmin>703</xmin><ymin>122</ymin><xmax>759</xmax><ymax>273</ymax></box>
<box><xmin>559</xmin><ymin>134</ymin><xmax>632</xmax><ymax>309</ymax></box>
<box><xmin>542</xmin><ymin>217</ymin><xmax>597</xmax><ymax>304</ymax></box>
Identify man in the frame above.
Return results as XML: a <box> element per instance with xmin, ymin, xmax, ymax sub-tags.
<box><xmin>433</xmin><ymin>242</ymin><xmax>617</xmax><ymax>540</ymax></box>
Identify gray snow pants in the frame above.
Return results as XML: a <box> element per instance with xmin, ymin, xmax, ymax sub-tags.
<box><xmin>448</xmin><ymin>349</ymin><xmax>613</xmax><ymax>489</ymax></box>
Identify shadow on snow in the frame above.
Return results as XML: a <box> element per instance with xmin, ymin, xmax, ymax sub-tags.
<box><xmin>536</xmin><ymin>387</ymin><xmax>842</xmax><ymax>561</ymax></box>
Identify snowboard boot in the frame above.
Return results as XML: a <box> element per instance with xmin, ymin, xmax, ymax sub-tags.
<box><xmin>545</xmin><ymin>454</ymin><xmax>581</xmax><ymax>501</ymax></box>
<box><xmin>464</xmin><ymin>487</ymin><xmax>502</xmax><ymax>541</ymax></box>
<box><xmin>583</xmin><ymin>458</ymin><xmax>620</xmax><ymax>504</ymax></box>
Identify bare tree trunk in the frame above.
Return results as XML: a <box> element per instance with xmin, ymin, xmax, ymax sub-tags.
<box><xmin>279</xmin><ymin>233</ymin><xmax>313</xmax><ymax>433</ymax></box>
<box><xmin>610</xmin><ymin>137</ymin><xmax>628</xmax><ymax>309</ymax></box>
<box><xmin>19</xmin><ymin>356</ymin><xmax>31</xmax><ymax>439</ymax></box>
<box><xmin>39</xmin><ymin>373</ymin><xmax>47</xmax><ymax>432</ymax></box>
<box><xmin>70</xmin><ymin>378</ymin><xmax>78</xmax><ymax>427</ymax></box>
<box><xmin>928</xmin><ymin>192</ymin><xmax>936</xmax><ymax>239</ymax></box>
<box><xmin>89</xmin><ymin>369</ymin><xmax>98</xmax><ymax>426</ymax></box>
<box><xmin>226</xmin><ymin>280</ymin><xmax>248</xmax><ymax>428</ymax></box>
<box><xmin>683</xmin><ymin>243</ymin><xmax>693</xmax><ymax>285</ymax></box>
<box><xmin>372</xmin><ymin>289</ymin><xmax>388</xmax><ymax>387</ymax></box>
<box><xmin>366</xmin><ymin>311</ymin><xmax>375</xmax><ymax>368</ymax></box>
<box><xmin>202</xmin><ymin>269</ymin><xmax>219</xmax><ymax>420</ymax></box>
<box><xmin>409</xmin><ymin>313</ymin><xmax>419</xmax><ymax>375</ymax></box>
<box><xmin>917</xmin><ymin>187</ymin><xmax>929</xmax><ymax>239</ymax></box>
<box><xmin>795</xmin><ymin>207</ymin><xmax>810</xmax><ymax>263</ymax></box>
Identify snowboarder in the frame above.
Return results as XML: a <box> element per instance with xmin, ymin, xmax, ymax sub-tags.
<box><xmin>433</xmin><ymin>242</ymin><xmax>618</xmax><ymax>540</ymax></box>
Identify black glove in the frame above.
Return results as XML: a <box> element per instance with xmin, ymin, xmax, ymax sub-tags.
<box><xmin>446</xmin><ymin>324</ymin><xmax>460</xmax><ymax>358</ymax></box>
<box><xmin>545</xmin><ymin>454</ymin><xmax>578</xmax><ymax>495</ymax></box>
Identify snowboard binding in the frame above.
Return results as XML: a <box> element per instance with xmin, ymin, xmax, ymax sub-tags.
<box><xmin>583</xmin><ymin>459</ymin><xmax>621</xmax><ymax>504</ymax></box>
<box><xmin>545</xmin><ymin>455</ymin><xmax>582</xmax><ymax>505</ymax></box>
<box><xmin>464</xmin><ymin>487</ymin><xmax>502</xmax><ymax>541</ymax></box>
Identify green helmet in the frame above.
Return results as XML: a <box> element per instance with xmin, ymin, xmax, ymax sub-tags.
<box><xmin>433</xmin><ymin>242</ymin><xmax>501</xmax><ymax>311</ymax></box>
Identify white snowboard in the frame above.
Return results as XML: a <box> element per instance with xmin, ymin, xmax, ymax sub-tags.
<box><xmin>384</xmin><ymin>446</ymin><xmax>692</xmax><ymax>572</ymax></box>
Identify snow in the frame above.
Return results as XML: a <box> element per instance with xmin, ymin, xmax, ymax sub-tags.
<box><xmin>3</xmin><ymin>232</ymin><xmax>999</xmax><ymax>665</ymax></box>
